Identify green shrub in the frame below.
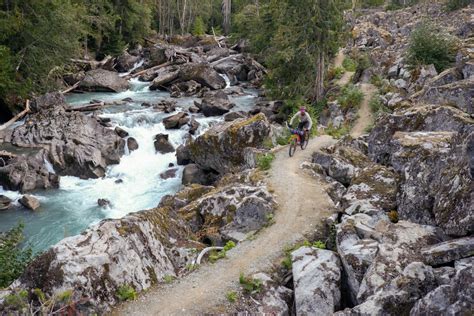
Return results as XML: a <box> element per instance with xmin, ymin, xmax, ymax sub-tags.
<box><xmin>407</xmin><ymin>22</ymin><xmax>459</xmax><ymax>72</ymax></box>
<box><xmin>369</xmin><ymin>94</ymin><xmax>390</xmax><ymax>115</ymax></box>
<box><xmin>192</xmin><ymin>17</ymin><xmax>207</xmax><ymax>36</ymax></box>
<box><xmin>370</xmin><ymin>74</ymin><xmax>383</xmax><ymax>88</ymax></box>
<box><xmin>226</xmin><ymin>291</ymin><xmax>238</xmax><ymax>303</ymax></box>
<box><xmin>313</xmin><ymin>240</ymin><xmax>326</xmax><ymax>249</ymax></box>
<box><xmin>342</xmin><ymin>57</ymin><xmax>357</xmax><ymax>72</ymax></box>
<box><xmin>326</xmin><ymin>124</ymin><xmax>350</xmax><ymax>139</ymax></box>
<box><xmin>239</xmin><ymin>273</ymin><xmax>262</xmax><ymax>294</ymax></box>
<box><xmin>360</xmin><ymin>0</ymin><xmax>385</xmax><ymax>8</ymax></box>
<box><xmin>116</xmin><ymin>285</ymin><xmax>137</xmax><ymax>301</ymax></box>
<box><xmin>224</xmin><ymin>241</ymin><xmax>236</xmax><ymax>251</ymax></box>
<box><xmin>446</xmin><ymin>0</ymin><xmax>470</xmax><ymax>11</ymax></box>
<box><xmin>0</xmin><ymin>223</ymin><xmax>33</xmax><ymax>288</ymax></box>
<box><xmin>338</xmin><ymin>84</ymin><xmax>364</xmax><ymax>110</ymax></box>
<box><xmin>257</xmin><ymin>153</ymin><xmax>275</xmax><ymax>171</ymax></box>
<box><xmin>4</xmin><ymin>290</ymin><xmax>29</xmax><ymax>310</ymax></box>
<box><xmin>328</xmin><ymin>66</ymin><xmax>345</xmax><ymax>80</ymax></box>
<box><xmin>356</xmin><ymin>53</ymin><xmax>371</xmax><ymax>73</ymax></box>
<box><xmin>164</xmin><ymin>275</ymin><xmax>175</xmax><ymax>284</ymax></box>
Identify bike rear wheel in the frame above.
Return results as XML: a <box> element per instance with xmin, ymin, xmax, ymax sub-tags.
<box><xmin>289</xmin><ymin>138</ymin><xmax>297</xmax><ymax>157</ymax></box>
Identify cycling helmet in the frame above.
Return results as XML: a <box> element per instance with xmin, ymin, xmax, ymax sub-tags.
<box><xmin>299</xmin><ymin>106</ymin><xmax>306</xmax><ymax>114</ymax></box>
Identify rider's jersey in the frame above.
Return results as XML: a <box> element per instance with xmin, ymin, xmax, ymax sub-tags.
<box><xmin>290</xmin><ymin>112</ymin><xmax>313</xmax><ymax>130</ymax></box>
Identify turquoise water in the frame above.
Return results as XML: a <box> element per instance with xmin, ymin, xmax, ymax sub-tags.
<box><xmin>0</xmin><ymin>78</ymin><xmax>258</xmax><ymax>253</ymax></box>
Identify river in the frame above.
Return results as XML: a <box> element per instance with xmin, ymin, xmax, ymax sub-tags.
<box><xmin>0</xmin><ymin>76</ymin><xmax>258</xmax><ymax>253</ymax></box>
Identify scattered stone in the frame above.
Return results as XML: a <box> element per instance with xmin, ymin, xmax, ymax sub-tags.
<box><xmin>127</xmin><ymin>137</ymin><xmax>139</xmax><ymax>152</ymax></box>
<box><xmin>163</xmin><ymin>112</ymin><xmax>189</xmax><ymax>129</ymax></box>
<box><xmin>224</xmin><ymin>111</ymin><xmax>247</xmax><ymax>122</ymax></box>
<box><xmin>115</xmin><ymin>126</ymin><xmax>129</xmax><ymax>138</ymax></box>
<box><xmin>154</xmin><ymin>134</ymin><xmax>175</xmax><ymax>154</ymax></box>
<box><xmin>188</xmin><ymin>117</ymin><xmax>200</xmax><ymax>135</ymax></box>
<box><xmin>182</xmin><ymin>164</ymin><xmax>210</xmax><ymax>185</ymax></box>
<box><xmin>19</xmin><ymin>195</ymin><xmax>40</xmax><ymax>211</ymax></box>
<box><xmin>195</xmin><ymin>91</ymin><xmax>234</xmax><ymax>117</ymax></box>
<box><xmin>0</xmin><ymin>195</ymin><xmax>12</xmax><ymax>211</ymax></box>
<box><xmin>160</xmin><ymin>168</ymin><xmax>178</xmax><ymax>180</ymax></box>
<box><xmin>98</xmin><ymin>198</ymin><xmax>111</xmax><ymax>208</ymax></box>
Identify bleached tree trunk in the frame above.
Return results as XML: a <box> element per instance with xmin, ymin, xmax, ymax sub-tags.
<box><xmin>222</xmin><ymin>0</ymin><xmax>231</xmax><ymax>35</ymax></box>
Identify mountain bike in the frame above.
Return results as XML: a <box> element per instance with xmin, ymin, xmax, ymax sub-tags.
<box><xmin>287</xmin><ymin>123</ymin><xmax>309</xmax><ymax>157</ymax></box>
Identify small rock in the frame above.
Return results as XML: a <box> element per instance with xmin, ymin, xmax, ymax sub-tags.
<box><xmin>163</xmin><ymin>112</ymin><xmax>189</xmax><ymax>129</ymax></box>
<box><xmin>182</xmin><ymin>164</ymin><xmax>209</xmax><ymax>185</ymax></box>
<box><xmin>141</xmin><ymin>102</ymin><xmax>152</xmax><ymax>107</ymax></box>
<box><xmin>0</xmin><ymin>195</ymin><xmax>12</xmax><ymax>211</ymax></box>
<box><xmin>188</xmin><ymin>118</ymin><xmax>200</xmax><ymax>135</ymax></box>
<box><xmin>188</xmin><ymin>105</ymin><xmax>200</xmax><ymax>113</ymax></box>
<box><xmin>122</xmin><ymin>97</ymin><xmax>133</xmax><ymax>103</ymax></box>
<box><xmin>127</xmin><ymin>137</ymin><xmax>139</xmax><ymax>152</ymax></box>
<box><xmin>160</xmin><ymin>168</ymin><xmax>178</xmax><ymax>180</ymax></box>
<box><xmin>115</xmin><ymin>127</ymin><xmax>129</xmax><ymax>138</ymax></box>
<box><xmin>98</xmin><ymin>198</ymin><xmax>111</xmax><ymax>208</ymax></box>
<box><xmin>224</xmin><ymin>111</ymin><xmax>247</xmax><ymax>122</ymax></box>
<box><xmin>115</xmin><ymin>179</ymin><xmax>124</xmax><ymax>184</ymax></box>
<box><xmin>154</xmin><ymin>134</ymin><xmax>175</xmax><ymax>154</ymax></box>
<box><xmin>168</xmin><ymin>163</ymin><xmax>175</xmax><ymax>167</ymax></box>
<box><xmin>19</xmin><ymin>195</ymin><xmax>40</xmax><ymax>211</ymax></box>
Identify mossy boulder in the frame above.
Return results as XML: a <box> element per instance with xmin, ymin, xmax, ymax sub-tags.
<box><xmin>186</xmin><ymin>113</ymin><xmax>272</xmax><ymax>174</ymax></box>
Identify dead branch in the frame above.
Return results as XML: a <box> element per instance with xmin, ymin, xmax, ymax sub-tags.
<box><xmin>0</xmin><ymin>100</ymin><xmax>30</xmax><ymax>131</ymax></box>
<box><xmin>124</xmin><ymin>61</ymin><xmax>173</xmax><ymax>80</ymax></box>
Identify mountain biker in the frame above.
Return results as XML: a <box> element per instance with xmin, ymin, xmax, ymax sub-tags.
<box><xmin>289</xmin><ymin>107</ymin><xmax>313</xmax><ymax>143</ymax></box>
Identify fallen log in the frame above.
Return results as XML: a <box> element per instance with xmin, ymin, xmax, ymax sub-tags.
<box><xmin>0</xmin><ymin>100</ymin><xmax>30</xmax><ymax>131</ymax></box>
<box><xmin>65</xmin><ymin>102</ymin><xmax>106</xmax><ymax>112</ymax></box>
<box><xmin>61</xmin><ymin>81</ymin><xmax>81</xmax><ymax>94</ymax></box>
<box><xmin>124</xmin><ymin>61</ymin><xmax>172</xmax><ymax>80</ymax></box>
<box><xmin>210</xmin><ymin>54</ymin><xmax>242</xmax><ymax>66</ymax></box>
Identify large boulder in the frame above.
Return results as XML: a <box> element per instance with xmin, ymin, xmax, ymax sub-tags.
<box><xmin>115</xmin><ymin>52</ymin><xmax>140</xmax><ymax>73</ymax></box>
<box><xmin>291</xmin><ymin>247</ymin><xmax>342</xmax><ymax>315</ymax></box>
<box><xmin>415</xmin><ymin>78</ymin><xmax>474</xmax><ymax>114</ymax></box>
<box><xmin>251</xmin><ymin>273</ymin><xmax>293</xmax><ymax>315</ymax></box>
<box><xmin>195</xmin><ymin>91</ymin><xmax>235</xmax><ymax>117</ymax></box>
<box><xmin>336</xmin><ymin>214</ymin><xmax>380</xmax><ymax>305</ymax></box>
<box><xmin>421</xmin><ymin>237</ymin><xmax>474</xmax><ymax>266</ymax></box>
<box><xmin>182</xmin><ymin>164</ymin><xmax>212</xmax><ymax>185</ymax></box>
<box><xmin>389</xmin><ymin>131</ymin><xmax>473</xmax><ymax>236</ymax></box>
<box><xmin>179</xmin><ymin>178</ymin><xmax>276</xmax><ymax>242</ymax></box>
<box><xmin>178</xmin><ymin>63</ymin><xmax>226</xmax><ymax>90</ymax></box>
<box><xmin>0</xmin><ymin>149</ymin><xmax>59</xmax><ymax>192</ymax></box>
<box><xmin>368</xmin><ymin>105</ymin><xmax>474</xmax><ymax>165</ymax></box>
<box><xmin>356</xmin><ymin>220</ymin><xmax>441</xmax><ymax>302</ymax></box>
<box><xmin>78</xmin><ymin>69</ymin><xmax>130</xmax><ymax>92</ymax></box>
<box><xmin>337</xmin><ymin>262</ymin><xmax>438</xmax><ymax>315</ymax></box>
<box><xmin>185</xmin><ymin>114</ymin><xmax>272</xmax><ymax>174</ymax></box>
<box><xmin>341</xmin><ymin>164</ymin><xmax>398</xmax><ymax>215</ymax></box>
<box><xmin>410</xmin><ymin>258</ymin><xmax>473</xmax><ymax>315</ymax></box>
<box><xmin>10</xmin><ymin>97</ymin><xmax>125</xmax><ymax>179</ymax></box>
<box><xmin>15</xmin><ymin>207</ymin><xmax>197</xmax><ymax>311</ymax></box>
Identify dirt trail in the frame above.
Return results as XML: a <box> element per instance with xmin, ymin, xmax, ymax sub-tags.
<box><xmin>114</xmin><ymin>136</ymin><xmax>337</xmax><ymax>316</ymax></box>
<box><xmin>333</xmin><ymin>48</ymin><xmax>376</xmax><ymax>137</ymax></box>
<box><xmin>334</xmin><ymin>48</ymin><xmax>354</xmax><ymax>86</ymax></box>
<box><xmin>351</xmin><ymin>83</ymin><xmax>377</xmax><ymax>137</ymax></box>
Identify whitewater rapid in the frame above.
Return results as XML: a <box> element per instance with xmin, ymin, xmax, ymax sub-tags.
<box><xmin>0</xmin><ymin>77</ymin><xmax>258</xmax><ymax>252</ymax></box>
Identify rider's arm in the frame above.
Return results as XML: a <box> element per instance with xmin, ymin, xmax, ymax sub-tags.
<box><xmin>289</xmin><ymin>112</ymin><xmax>298</xmax><ymax>126</ymax></box>
<box><xmin>306</xmin><ymin>112</ymin><xmax>313</xmax><ymax>130</ymax></box>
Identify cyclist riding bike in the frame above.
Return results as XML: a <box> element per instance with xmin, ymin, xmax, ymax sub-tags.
<box><xmin>289</xmin><ymin>107</ymin><xmax>313</xmax><ymax>144</ymax></box>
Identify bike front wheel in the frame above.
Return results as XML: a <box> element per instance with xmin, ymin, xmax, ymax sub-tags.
<box><xmin>289</xmin><ymin>138</ymin><xmax>297</xmax><ymax>157</ymax></box>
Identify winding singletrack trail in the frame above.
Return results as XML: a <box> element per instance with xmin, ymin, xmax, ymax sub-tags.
<box><xmin>115</xmin><ymin>48</ymin><xmax>375</xmax><ymax>316</ymax></box>
<box><xmin>333</xmin><ymin>48</ymin><xmax>376</xmax><ymax>137</ymax></box>
<box><xmin>114</xmin><ymin>136</ymin><xmax>337</xmax><ymax>316</ymax></box>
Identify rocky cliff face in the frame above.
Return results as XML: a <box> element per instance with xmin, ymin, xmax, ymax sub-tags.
<box><xmin>284</xmin><ymin>3</ymin><xmax>473</xmax><ymax>315</ymax></box>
